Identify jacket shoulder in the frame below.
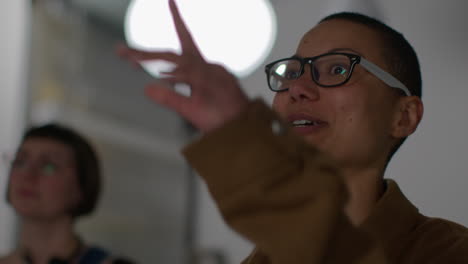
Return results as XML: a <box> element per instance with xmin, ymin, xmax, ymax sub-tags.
<box><xmin>401</xmin><ymin>217</ymin><xmax>468</xmax><ymax>263</ymax></box>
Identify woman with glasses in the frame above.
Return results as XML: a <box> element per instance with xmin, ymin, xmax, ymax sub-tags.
<box><xmin>119</xmin><ymin>0</ymin><xmax>468</xmax><ymax>263</ymax></box>
<box><xmin>0</xmin><ymin>124</ymin><xmax>134</xmax><ymax>264</ymax></box>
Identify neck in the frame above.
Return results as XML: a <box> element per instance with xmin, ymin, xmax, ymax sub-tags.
<box><xmin>341</xmin><ymin>165</ymin><xmax>385</xmax><ymax>226</ymax></box>
<box><xmin>18</xmin><ymin>217</ymin><xmax>81</xmax><ymax>264</ymax></box>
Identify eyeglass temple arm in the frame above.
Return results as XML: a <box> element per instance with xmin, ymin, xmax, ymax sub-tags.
<box><xmin>359</xmin><ymin>58</ymin><xmax>412</xmax><ymax>96</ymax></box>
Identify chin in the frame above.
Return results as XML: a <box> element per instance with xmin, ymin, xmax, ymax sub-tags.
<box><xmin>302</xmin><ymin>135</ymin><xmax>325</xmax><ymax>149</ymax></box>
<box><xmin>11</xmin><ymin>199</ymin><xmax>46</xmax><ymax>220</ymax></box>
<box><xmin>13</xmin><ymin>206</ymin><xmax>43</xmax><ymax>220</ymax></box>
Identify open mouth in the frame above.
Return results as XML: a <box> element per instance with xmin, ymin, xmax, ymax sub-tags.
<box><xmin>291</xmin><ymin>119</ymin><xmax>324</xmax><ymax>127</ymax></box>
<box><xmin>287</xmin><ymin>115</ymin><xmax>328</xmax><ymax>135</ymax></box>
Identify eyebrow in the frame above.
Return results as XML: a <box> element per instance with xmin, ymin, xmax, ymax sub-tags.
<box><xmin>293</xmin><ymin>48</ymin><xmax>363</xmax><ymax>58</ymax></box>
<box><xmin>15</xmin><ymin>150</ymin><xmax>72</xmax><ymax>162</ymax></box>
<box><xmin>327</xmin><ymin>47</ymin><xmax>362</xmax><ymax>55</ymax></box>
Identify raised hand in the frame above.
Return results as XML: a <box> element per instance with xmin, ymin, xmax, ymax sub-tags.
<box><xmin>118</xmin><ymin>0</ymin><xmax>249</xmax><ymax>133</ymax></box>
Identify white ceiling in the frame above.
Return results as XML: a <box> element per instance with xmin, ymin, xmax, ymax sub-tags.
<box><xmin>71</xmin><ymin>0</ymin><xmax>467</xmax><ymax>64</ymax></box>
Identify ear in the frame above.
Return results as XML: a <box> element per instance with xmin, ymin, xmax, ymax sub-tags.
<box><xmin>391</xmin><ymin>96</ymin><xmax>424</xmax><ymax>138</ymax></box>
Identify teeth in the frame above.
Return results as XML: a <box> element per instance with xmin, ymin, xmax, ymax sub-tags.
<box><xmin>292</xmin><ymin>120</ymin><xmax>315</xmax><ymax>126</ymax></box>
<box><xmin>293</xmin><ymin>120</ymin><xmax>311</xmax><ymax>125</ymax></box>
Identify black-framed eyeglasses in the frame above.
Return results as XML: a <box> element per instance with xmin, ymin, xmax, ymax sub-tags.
<box><xmin>264</xmin><ymin>52</ymin><xmax>411</xmax><ymax>96</ymax></box>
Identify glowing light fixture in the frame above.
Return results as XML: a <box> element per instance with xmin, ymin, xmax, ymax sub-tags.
<box><xmin>124</xmin><ymin>0</ymin><xmax>277</xmax><ymax>78</ymax></box>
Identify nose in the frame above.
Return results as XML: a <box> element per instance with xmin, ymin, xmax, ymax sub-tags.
<box><xmin>288</xmin><ymin>67</ymin><xmax>320</xmax><ymax>102</ymax></box>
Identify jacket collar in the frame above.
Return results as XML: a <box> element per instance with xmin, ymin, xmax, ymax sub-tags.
<box><xmin>360</xmin><ymin>179</ymin><xmax>424</xmax><ymax>259</ymax></box>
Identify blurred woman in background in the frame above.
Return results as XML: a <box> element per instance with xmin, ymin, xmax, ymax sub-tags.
<box><xmin>0</xmin><ymin>123</ymin><xmax>133</xmax><ymax>264</ymax></box>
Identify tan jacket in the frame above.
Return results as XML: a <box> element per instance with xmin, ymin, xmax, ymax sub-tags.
<box><xmin>183</xmin><ymin>100</ymin><xmax>468</xmax><ymax>264</ymax></box>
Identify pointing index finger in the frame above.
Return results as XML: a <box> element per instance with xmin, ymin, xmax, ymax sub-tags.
<box><xmin>169</xmin><ymin>0</ymin><xmax>203</xmax><ymax>57</ymax></box>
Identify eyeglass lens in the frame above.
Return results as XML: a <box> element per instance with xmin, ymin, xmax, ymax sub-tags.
<box><xmin>268</xmin><ymin>54</ymin><xmax>352</xmax><ymax>91</ymax></box>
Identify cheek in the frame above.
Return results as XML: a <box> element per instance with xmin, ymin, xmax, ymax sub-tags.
<box><xmin>333</xmin><ymin>94</ymin><xmax>361</xmax><ymax>125</ymax></box>
<box><xmin>8</xmin><ymin>172</ymin><xmax>27</xmax><ymax>195</ymax></box>
<box><xmin>340</xmin><ymin>105</ymin><xmax>356</xmax><ymax>122</ymax></box>
<box><xmin>272</xmin><ymin>93</ymin><xmax>287</xmax><ymax>116</ymax></box>
<box><xmin>335</xmin><ymin>107</ymin><xmax>362</xmax><ymax>141</ymax></box>
<box><xmin>43</xmin><ymin>175</ymin><xmax>80</xmax><ymax>203</ymax></box>
<box><xmin>331</xmin><ymin>96</ymin><xmax>379</xmax><ymax>145</ymax></box>
<box><xmin>334</xmin><ymin>96</ymin><xmax>393</xmax><ymax>155</ymax></box>
<box><xmin>8</xmin><ymin>173</ymin><xmax>19</xmax><ymax>187</ymax></box>
<box><xmin>6</xmin><ymin>174</ymin><xmax>16</xmax><ymax>201</ymax></box>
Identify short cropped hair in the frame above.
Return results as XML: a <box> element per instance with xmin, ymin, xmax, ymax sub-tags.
<box><xmin>10</xmin><ymin>123</ymin><xmax>101</xmax><ymax>218</ymax></box>
<box><xmin>321</xmin><ymin>12</ymin><xmax>422</xmax><ymax>98</ymax></box>
<box><xmin>320</xmin><ymin>12</ymin><xmax>422</xmax><ymax>160</ymax></box>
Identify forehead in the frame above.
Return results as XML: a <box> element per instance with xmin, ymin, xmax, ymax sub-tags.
<box><xmin>18</xmin><ymin>137</ymin><xmax>74</xmax><ymax>160</ymax></box>
<box><xmin>297</xmin><ymin>19</ymin><xmax>384</xmax><ymax>60</ymax></box>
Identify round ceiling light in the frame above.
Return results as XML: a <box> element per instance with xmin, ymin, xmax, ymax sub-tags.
<box><xmin>124</xmin><ymin>0</ymin><xmax>277</xmax><ymax>78</ymax></box>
